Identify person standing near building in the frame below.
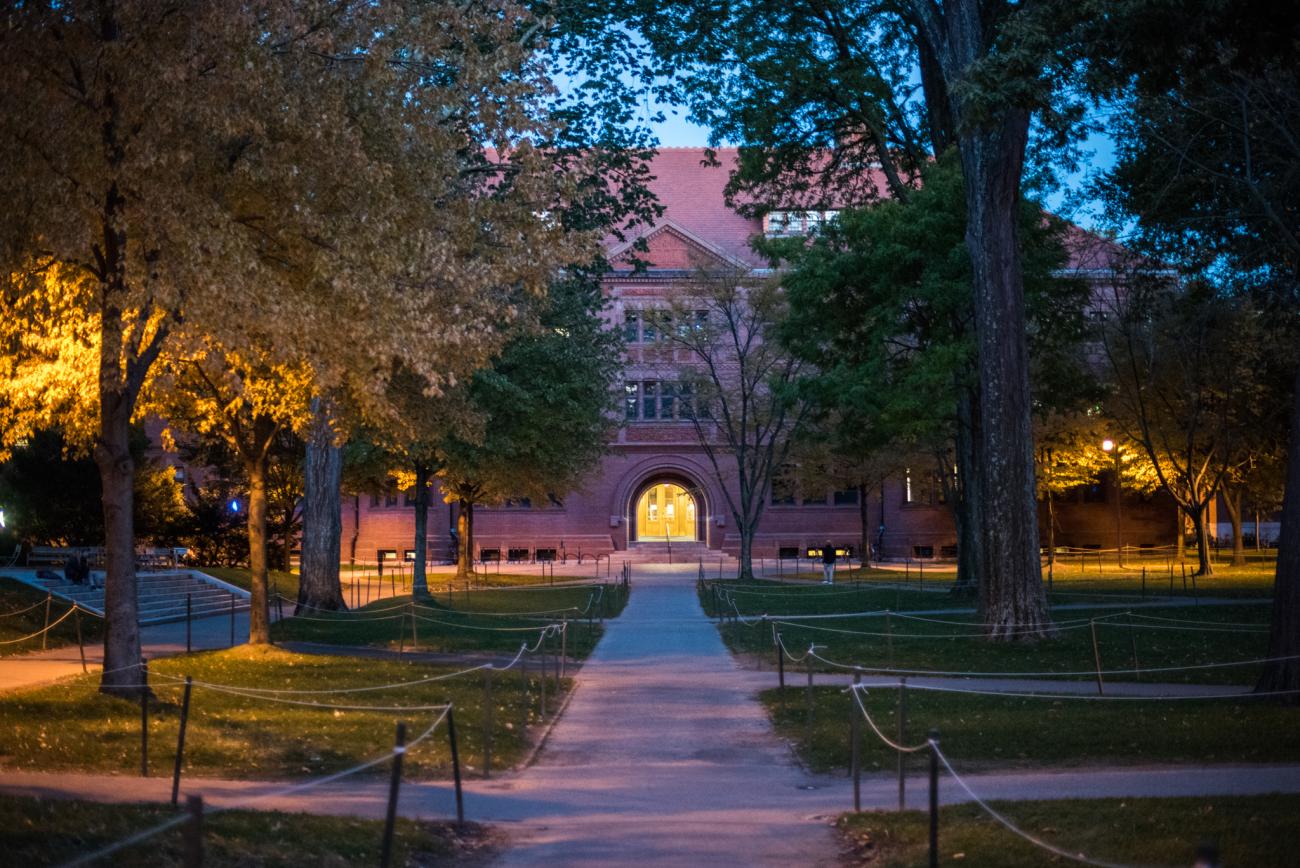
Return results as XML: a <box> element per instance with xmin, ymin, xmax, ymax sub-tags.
<box><xmin>821</xmin><ymin>541</ymin><xmax>836</xmax><ymax>584</ymax></box>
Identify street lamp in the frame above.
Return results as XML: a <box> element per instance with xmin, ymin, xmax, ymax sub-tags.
<box><xmin>1101</xmin><ymin>439</ymin><xmax>1122</xmax><ymax>566</ymax></box>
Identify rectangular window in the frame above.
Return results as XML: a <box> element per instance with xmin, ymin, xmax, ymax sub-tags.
<box><xmin>661</xmin><ymin>382</ymin><xmax>676</xmax><ymax>419</ymax></box>
<box><xmin>693</xmin><ymin>310</ymin><xmax>708</xmax><ymax>332</ymax></box>
<box><xmin>677</xmin><ymin>382</ymin><xmax>694</xmax><ymax>419</ymax></box>
<box><xmin>404</xmin><ymin>490</ymin><xmax>415</xmax><ymax>507</ymax></box>
<box><xmin>801</xmin><ymin>491</ymin><xmax>828</xmax><ymax>506</ymax></box>
<box><xmin>625</xmin><ymin>382</ymin><xmax>640</xmax><ymax>420</ymax></box>
<box><xmin>642</xmin><ymin>381</ymin><xmax>658</xmax><ymax>419</ymax></box>
<box><xmin>772</xmin><ymin>469</ymin><xmax>796</xmax><ymax>506</ymax></box>
<box><xmin>904</xmin><ymin>469</ymin><xmax>915</xmax><ymax>504</ymax></box>
<box><xmin>833</xmin><ymin>487</ymin><xmax>859</xmax><ymax>506</ymax></box>
<box><xmin>623</xmin><ymin>311</ymin><xmax>640</xmax><ymax>343</ymax></box>
<box><xmin>370</xmin><ymin>495</ymin><xmax>381</xmax><ymax>508</ymax></box>
<box><xmin>385</xmin><ymin>493</ymin><xmax>398</xmax><ymax>508</ymax></box>
<box><xmin>641</xmin><ymin>314</ymin><xmax>657</xmax><ymax>343</ymax></box>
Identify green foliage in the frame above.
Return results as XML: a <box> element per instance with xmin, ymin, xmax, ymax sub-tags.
<box><xmin>437</xmin><ymin>274</ymin><xmax>622</xmax><ymax>507</ymax></box>
<box><xmin>0</xmin><ymin>427</ymin><xmax>185</xmax><ymax>547</ymax></box>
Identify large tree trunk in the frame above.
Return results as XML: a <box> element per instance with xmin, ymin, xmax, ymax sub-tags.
<box><xmin>737</xmin><ymin>526</ymin><xmax>753</xmax><ymax>580</ymax></box>
<box><xmin>411</xmin><ymin>463</ymin><xmax>430</xmax><ymax>598</ymax></box>
<box><xmin>1188</xmin><ymin>502</ymin><xmax>1214</xmax><ymax>577</ymax></box>
<box><xmin>95</xmin><ymin>392</ymin><xmax>144</xmax><ymax>697</ymax></box>
<box><xmin>245</xmin><ymin>456</ymin><xmax>272</xmax><ymax>644</ymax></box>
<box><xmin>1222</xmin><ymin>487</ymin><xmax>1247</xmax><ymax>567</ymax></box>
<box><xmin>960</xmin><ymin>118</ymin><xmax>1053</xmax><ymax>640</ymax></box>
<box><xmin>1258</xmin><ymin>361</ymin><xmax>1300</xmax><ymax>695</ymax></box>
<box><xmin>455</xmin><ymin>499</ymin><xmax>474</xmax><ymax>579</ymax></box>
<box><xmin>298</xmin><ymin>400</ymin><xmax>345</xmax><ymax>612</ymax></box>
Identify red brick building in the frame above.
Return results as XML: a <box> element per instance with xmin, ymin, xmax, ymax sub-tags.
<box><xmin>345</xmin><ymin>149</ymin><xmax>1177</xmax><ymax>567</ymax></box>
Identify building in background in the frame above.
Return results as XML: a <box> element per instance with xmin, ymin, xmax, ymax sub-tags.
<box><xmin>346</xmin><ymin>149</ymin><xmax>1177</xmax><ymax>567</ymax></box>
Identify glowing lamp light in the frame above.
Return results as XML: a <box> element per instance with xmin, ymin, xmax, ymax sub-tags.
<box><xmin>0</xmin><ymin>507</ymin><xmax>6</xmax><ymax>529</ymax></box>
<box><xmin>1101</xmin><ymin>439</ymin><xmax>1115</xmax><ymax>453</ymax></box>
<box><xmin>229</xmin><ymin>499</ymin><xmax>240</xmax><ymax>513</ymax></box>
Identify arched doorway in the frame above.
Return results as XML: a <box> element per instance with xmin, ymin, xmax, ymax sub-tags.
<box><xmin>633</xmin><ymin>482</ymin><xmax>699</xmax><ymax>542</ymax></box>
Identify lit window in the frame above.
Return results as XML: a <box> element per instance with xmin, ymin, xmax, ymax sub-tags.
<box><xmin>904</xmin><ymin>469</ymin><xmax>914</xmax><ymax>504</ymax></box>
<box><xmin>624</xmin><ymin>382</ymin><xmax>640</xmax><ymax>419</ymax></box>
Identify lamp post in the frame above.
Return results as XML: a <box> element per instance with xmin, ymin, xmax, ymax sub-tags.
<box><xmin>1101</xmin><ymin>439</ymin><xmax>1122</xmax><ymax>567</ymax></box>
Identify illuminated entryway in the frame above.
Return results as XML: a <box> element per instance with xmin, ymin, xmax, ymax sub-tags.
<box><xmin>634</xmin><ymin>482</ymin><xmax>698</xmax><ymax>542</ymax></box>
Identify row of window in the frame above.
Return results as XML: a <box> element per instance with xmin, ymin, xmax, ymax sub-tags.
<box><xmin>622</xmin><ymin>309</ymin><xmax>708</xmax><ymax>344</ymax></box>
<box><xmin>771</xmin><ymin>487</ymin><xmax>861</xmax><ymax>507</ymax></box>
<box><xmin>624</xmin><ymin>380</ymin><xmax>697</xmax><ymax>421</ymax></box>
<box><xmin>762</xmin><ymin>210</ymin><xmax>841</xmax><ymax>237</ymax></box>
<box><xmin>369</xmin><ymin>494</ymin><xmax>550</xmax><ymax>510</ymax></box>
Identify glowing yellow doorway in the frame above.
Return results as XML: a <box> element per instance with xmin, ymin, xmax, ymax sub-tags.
<box><xmin>636</xmin><ymin>483</ymin><xmax>697</xmax><ymax>542</ymax></box>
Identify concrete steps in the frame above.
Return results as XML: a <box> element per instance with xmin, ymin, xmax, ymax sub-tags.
<box><xmin>621</xmin><ymin>542</ymin><xmax>740</xmax><ymax>568</ymax></box>
<box><xmin>27</xmin><ymin>570</ymin><xmax>250</xmax><ymax>626</ymax></box>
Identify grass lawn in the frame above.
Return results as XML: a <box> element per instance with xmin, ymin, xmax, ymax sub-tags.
<box><xmin>0</xmin><ymin>646</ymin><xmax>565</xmax><ymax>780</ymax></box>
<box><xmin>838</xmin><ymin>795</ymin><xmax>1298</xmax><ymax>867</ymax></box>
<box><xmin>708</xmin><ymin>580</ymin><xmax>1271</xmax><ymax>685</ymax></box>
<box><xmin>273</xmin><ymin>585</ymin><xmax>626</xmax><ymax>658</ymax></box>
<box><xmin>778</xmin><ymin>555</ymin><xmax>1277</xmax><ymax>601</ymax></box>
<box><xmin>0</xmin><ymin>794</ymin><xmax>492</xmax><ymax>867</ymax></box>
<box><xmin>198</xmin><ymin>566</ymin><xmax>299</xmax><ymax>600</ymax></box>
<box><xmin>0</xmin><ymin>576</ymin><xmax>104</xmax><ymax>657</ymax></box>
<box><xmin>762</xmin><ymin>685</ymin><xmax>1300</xmax><ymax>773</ymax></box>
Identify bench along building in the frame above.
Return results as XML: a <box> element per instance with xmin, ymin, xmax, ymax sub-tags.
<box><xmin>346</xmin><ymin>148</ymin><xmax>1178</xmax><ymax>568</ymax></box>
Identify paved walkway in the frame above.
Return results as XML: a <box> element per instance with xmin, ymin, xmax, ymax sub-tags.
<box><xmin>3</xmin><ymin>563</ymin><xmax>1299</xmax><ymax>866</ymax></box>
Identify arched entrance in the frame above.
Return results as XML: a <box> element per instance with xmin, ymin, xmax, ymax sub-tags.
<box><xmin>633</xmin><ymin>481</ymin><xmax>699</xmax><ymax>542</ymax></box>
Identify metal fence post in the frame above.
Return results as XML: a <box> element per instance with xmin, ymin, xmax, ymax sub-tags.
<box><xmin>777</xmin><ymin>632</ymin><xmax>785</xmax><ymax>689</ymax></box>
<box><xmin>483</xmin><ymin>668</ymin><xmax>494</xmax><ymax>778</ymax></box>
<box><xmin>183</xmin><ymin>795</ymin><xmax>204</xmax><ymax>868</ymax></box>
<box><xmin>74</xmin><ymin>605</ymin><xmax>87</xmax><ymax>673</ymax></box>
<box><xmin>229</xmin><ymin>595</ymin><xmax>235</xmax><ymax>647</ymax></box>
<box><xmin>1089</xmin><ymin>619</ymin><xmax>1105</xmax><ymax>695</ymax></box>
<box><xmin>171</xmin><ymin>676</ymin><xmax>193</xmax><ymax>806</ymax></box>
<box><xmin>139</xmin><ymin>658</ymin><xmax>149</xmax><ymax>777</ymax></box>
<box><xmin>928</xmin><ymin>730</ymin><xmax>940</xmax><ymax>868</ymax></box>
<box><xmin>850</xmin><ymin>670</ymin><xmax>861</xmax><ymax>812</ymax></box>
<box><xmin>42</xmin><ymin>592</ymin><xmax>51</xmax><ymax>651</ymax></box>
<box><xmin>898</xmin><ymin>677</ymin><xmax>908</xmax><ymax>810</ymax></box>
<box><xmin>447</xmin><ymin>707</ymin><xmax>465</xmax><ymax>826</ymax></box>
<box><xmin>379</xmin><ymin>721</ymin><xmax>407</xmax><ymax>868</ymax></box>
<box><xmin>186</xmin><ymin>593</ymin><xmax>192</xmax><ymax>654</ymax></box>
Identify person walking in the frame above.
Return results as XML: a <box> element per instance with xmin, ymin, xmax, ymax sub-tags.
<box><xmin>821</xmin><ymin>541</ymin><xmax>836</xmax><ymax>584</ymax></box>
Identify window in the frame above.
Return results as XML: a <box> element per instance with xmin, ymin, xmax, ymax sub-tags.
<box><xmin>772</xmin><ymin>469</ymin><xmax>796</xmax><ymax>506</ymax></box>
<box><xmin>801</xmin><ymin>491</ymin><xmax>827</xmax><ymax>506</ymax></box>
<box><xmin>385</xmin><ymin>493</ymin><xmax>398</xmax><ymax>508</ymax></box>
<box><xmin>642</xmin><ymin>381</ymin><xmax>658</xmax><ymax>419</ymax></box>
<box><xmin>370</xmin><ymin>494</ymin><xmax>381</xmax><ymax>508</ymax></box>
<box><xmin>763</xmin><ymin>210</ymin><xmax>840</xmax><ymax>237</ymax></box>
<box><xmin>623</xmin><ymin>310</ymin><xmax>641</xmax><ymax>343</ymax></box>
<box><xmin>641</xmin><ymin>314</ymin><xmax>657</xmax><ymax>343</ymax></box>
<box><xmin>677</xmin><ymin>382</ymin><xmax>694</xmax><ymax>419</ymax></box>
<box><xmin>625</xmin><ymin>381</ymin><xmax>640</xmax><ymax>419</ymax></box>
<box><xmin>833</xmin><ymin>487</ymin><xmax>859</xmax><ymax>506</ymax></box>
<box><xmin>904</xmin><ymin>469</ymin><xmax>915</xmax><ymax>504</ymax></box>
<box><xmin>404</xmin><ymin>490</ymin><xmax>415</xmax><ymax>507</ymax></box>
<box><xmin>661</xmin><ymin>382</ymin><xmax>676</xmax><ymax>419</ymax></box>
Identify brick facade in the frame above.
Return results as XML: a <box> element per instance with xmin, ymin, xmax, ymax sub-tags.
<box><xmin>343</xmin><ymin>148</ymin><xmax>1178</xmax><ymax>564</ymax></box>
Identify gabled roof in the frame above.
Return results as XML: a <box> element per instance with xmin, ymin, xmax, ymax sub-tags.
<box><xmin>607</xmin><ymin>217</ymin><xmax>754</xmax><ymax>274</ymax></box>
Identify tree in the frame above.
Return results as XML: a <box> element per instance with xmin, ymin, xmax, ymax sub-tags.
<box><xmin>0</xmin><ymin>427</ymin><xmax>184</xmax><ymax>549</ymax></box>
<box><xmin>1084</xmin><ymin>0</ymin><xmax>1300</xmax><ymax>692</ymax></box>
<box><xmin>151</xmin><ymin>346</ymin><xmax>313</xmax><ymax>643</ymax></box>
<box><xmin>646</xmin><ymin>266</ymin><xmax>812</xmax><ymax>580</ymax></box>
<box><xmin>436</xmin><ymin>275</ymin><xmax>622</xmax><ymax>576</ymax></box>
<box><xmin>1100</xmin><ymin>279</ymin><xmax>1264</xmax><ymax>577</ymax></box>
<box><xmin>0</xmin><ymin>0</ymin><xmax>599</xmax><ymax>695</ymax></box>
<box><xmin>776</xmin><ymin>156</ymin><xmax>1089</xmax><ymax>627</ymax></box>
<box><xmin>299</xmin><ymin>400</ymin><xmax>346</xmax><ymax>611</ymax></box>
<box><xmin>563</xmin><ymin>0</ymin><xmax>1095</xmax><ymax>637</ymax></box>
